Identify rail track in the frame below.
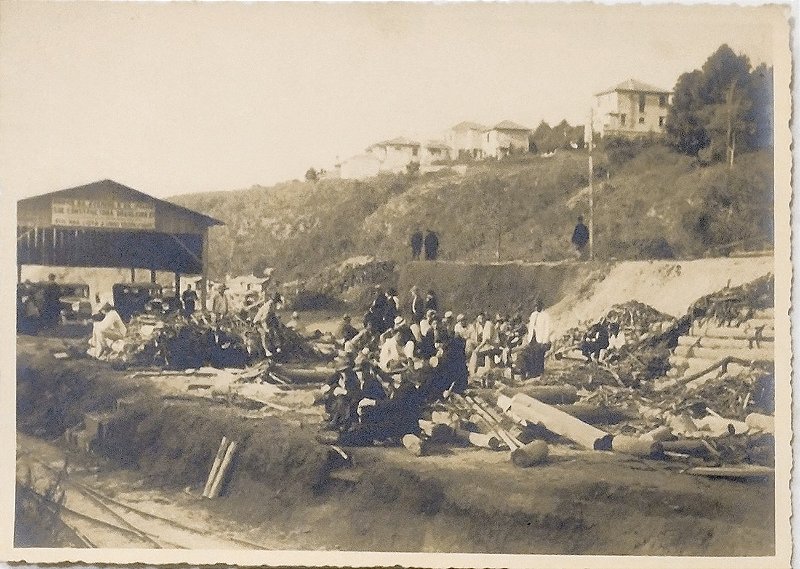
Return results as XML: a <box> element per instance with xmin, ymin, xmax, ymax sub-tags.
<box><xmin>17</xmin><ymin>448</ymin><xmax>266</xmax><ymax>549</ymax></box>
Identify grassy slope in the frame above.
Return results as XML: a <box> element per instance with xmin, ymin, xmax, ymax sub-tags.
<box><xmin>169</xmin><ymin>147</ymin><xmax>773</xmax><ymax>281</ymax></box>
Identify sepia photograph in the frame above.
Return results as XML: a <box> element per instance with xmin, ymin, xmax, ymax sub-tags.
<box><xmin>0</xmin><ymin>2</ymin><xmax>793</xmax><ymax>567</ymax></box>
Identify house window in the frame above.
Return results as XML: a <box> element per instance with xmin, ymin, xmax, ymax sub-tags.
<box><xmin>659</xmin><ymin>95</ymin><xmax>667</xmax><ymax>107</ymax></box>
<box><xmin>620</xmin><ymin>114</ymin><xmax>627</xmax><ymax>126</ymax></box>
<box><xmin>638</xmin><ymin>94</ymin><xmax>646</xmax><ymax>112</ymax></box>
<box><xmin>659</xmin><ymin>116</ymin><xmax>665</xmax><ymax>127</ymax></box>
<box><xmin>412</xmin><ymin>147</ymin><xmax>418</xmax><ymax>157</ymax></box>
<box><xmin>638</xmin><ymin>117</ymin><xmax>645</xmax><ymax>124</ymax></box>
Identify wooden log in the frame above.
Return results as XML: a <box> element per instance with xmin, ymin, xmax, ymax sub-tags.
<box><xmin>745</xmin><ymin>412</ymin><xmax>774</xmax><ymax>434</ymax></box>
<box><xmin>500</xmin><ymin>385</ymin><xmax>579</xmax><ymax>405</ymax></box>
<box><xmin>453</xmin><ymin>428</ymin><xmax>502</xmax><ymax>450</ymax></box>
<box><xmin>611</xmin><ymin>435</ymin><xmax>663</xmax><ymax>458</ymax></box>
<box><xmin>554</xmin><ymin>404</ymin><xmax>636</xmax><ymax>425</ymax></box>
<box><xmin>208</xmin><ymin>440</ymin><xmax>237</xmax><ymax>498</ymax></box>
<box><xmin>510</xmin><ymin>393</ymin><xmax>612</xmax><ymax>450</ymax></box>
<box><xmin>461</xmin><ymin>395</ymin><xmax>520</xmax><ymax>450</ymax></box>
<box><xmin>661</xmin><ymin>439</ymin><xmax>719</xmax><ymax>459</ymax></box>
<box><xmin>685</xmin><ymin>465</ymin><xmax>774</xmax><ymax>478</ymax></box>
<box><xmin>510</xmin><ymin>440</ymin><xmax>549</xmax><ymax>468</ymax></box>
<box><xmin>470</xmin><ymin>395</ymin><xmax>524</xmax><ymax>448</ymax></box>
<box><xmin>418</xmin><ymin>420</ymin><xmax>455</xmax><ymax>443</ymax></box>
<box><xmin>449</xmin><ymin>396</ymin><xmax>508</xmax><ymax>449</ymax></box>
<box><xmin>401</xmin><ymin>434</ymin><xmax>426</xmax><ymax>457</ymax></box>
<box><xmin>203</xmin><ymin>436</ymin><xmax>229</xmax><ymax>498</ymax></box>
<box><xmin>641</xmin><ymin>426</ymin><xmax>674</xmax><ymax>443</ymax></box>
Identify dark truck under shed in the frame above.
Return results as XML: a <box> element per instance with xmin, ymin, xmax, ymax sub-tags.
<box><xmin>17</xmin><ymin>179</ymin><xmax>223</xmax><ymax>308</ymax></box>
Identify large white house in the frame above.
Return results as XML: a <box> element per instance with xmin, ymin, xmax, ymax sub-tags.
<box><xmin>482</xmin><ymin>120</ymin><xmax>531</xmax><ymax>158</ymax></box>
<box><xmin>445</xmin><ymin>121</ymin><xmax>488</xmax><ymax>159</ymax></box>
<box><xmin>592</xmin><ymin>78</ymin><xmax>672</xmax><ymax>138</ymax></box>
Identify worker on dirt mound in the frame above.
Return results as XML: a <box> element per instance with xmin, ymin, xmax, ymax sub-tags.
<box><xmin>337</xmin><ymin>314</ymin><xmax>358</xmax><ymax>345</ymax></box>
<box><xmin>409</xmin><ymin>286</ymin><xmax>425</xmax><ymax>324</ymax></box>
<box><xmin>254</xmin><ymin>291</ymin><xmax>285</xmax><ymax>358</ymax></box>
<box><xmin>571</xmin><ymin>215</ymin><xmax>590</xmax><ymax>260</ymax></box>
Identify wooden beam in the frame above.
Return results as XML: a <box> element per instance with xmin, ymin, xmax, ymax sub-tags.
<box><xmin>509</xmin><ymin>393</ymin><xmax>612</xmax><ymax>450</ymax></box>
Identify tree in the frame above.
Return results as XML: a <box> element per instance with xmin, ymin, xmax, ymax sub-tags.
<box><xmin>666</xmin><ymin>44</ymin><xmax>772</xmax><ymax>163</ymax></box>
<box><xmin>305</xmin><ymin>167</ymin><xmax>319</xmax><ymax>182</ymax></box>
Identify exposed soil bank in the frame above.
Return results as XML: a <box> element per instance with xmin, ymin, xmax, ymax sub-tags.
<box><xmin>398</xmin><ymin>256</ymin><xmax>773</xmax><ymax>334</ymax></box>
<box><xmin>17</xmin><ymin>336</ymin><xmax>775</xmax><ymax>554</ymax></box>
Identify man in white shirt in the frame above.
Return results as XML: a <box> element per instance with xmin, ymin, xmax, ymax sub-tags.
<box><xmin>522</xmin><ymin>300</ymin><xmax>552</xmax><ymax>378</ymax></box>
<box><xmin>88</xmin><ymin>302</ymin><xmax>127</xmax><ymax>359</ymax></box>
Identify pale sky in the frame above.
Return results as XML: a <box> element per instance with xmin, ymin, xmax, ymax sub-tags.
<box><xmin>0</xmin><ymin>2</ymin><xmax>785</xmax><ymax>200</ymax></box>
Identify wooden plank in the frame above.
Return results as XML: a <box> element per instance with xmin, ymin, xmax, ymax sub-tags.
<box><xmin>510</xmin><ymin>393</ymin><xmax>612</xmax><ymax>450</ymax></box>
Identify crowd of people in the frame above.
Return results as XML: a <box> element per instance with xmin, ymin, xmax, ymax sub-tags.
<box><xmin>320</xmin><ymin>286</ymin><xmax>556</xmax><ymax>446</ymax></box>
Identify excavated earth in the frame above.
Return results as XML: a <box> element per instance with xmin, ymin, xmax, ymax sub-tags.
<box><xmin>15</xmin><ymin>334</ymin><xmax>775</xmax><ymax>555</ymax></box>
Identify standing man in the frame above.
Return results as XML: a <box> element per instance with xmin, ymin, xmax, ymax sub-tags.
<box><xmin>424</xmin><ymin>229</ymin><xmax>440</xmax><ymax>261</ymax></box>
<box><xmin>571</xmin><ymin>216</ymin><xmax>590</xmax><ymax>260</ymax></box>
<box><xmin>409</xmin><ymin>286</ymin><xmax>425</xmax><ymax>324</ymax></box>
<box><xmin>410</xmin><ymin>228</ymin><xmax>423</xmax><ymax>261</ymax></box>
<box><xmin>211</xmin><ymin>284</ymin><xmax>230</xmax><ymax>320</ymax></box>
<box><xmin>41</xmin><ymin>273</ymin><xmax>61</xmax><ymax>328</ymax></box>
<box><xmin>522</xmin><ymin>300</ymin><xmax>552</xmax><ymax>378</ymax></box>
<box><xmin>181</xmin><ymin>284</ymin><xmax>198</xmax><ymax>317</ymax></box>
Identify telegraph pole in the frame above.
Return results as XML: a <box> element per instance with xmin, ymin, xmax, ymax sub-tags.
<box><xmin>587</xmin><ymin>108</ymin><xmax>594</xmax><ymax>261</ymax></box>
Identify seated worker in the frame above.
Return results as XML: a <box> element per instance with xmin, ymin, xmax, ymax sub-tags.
<box><xmin>88</xmin><ymin>301</ymin><xmax>127</xmax><ymax>359</ymax></box>
<box><xmin>338</xmin><ymin>370</ymin><xmax>424</xmax><ymax>447</ymax></box>
<box><xmin>321</xmin><ymin>354</ymin><xmax>359</xmax><ymax>432</ymax></box>
<box><xmin>378</xmin><ymin>319</ymin><xmax>414</xmax><ymax>372</ymax></box>
<box><xmin>581</xmin><ymin>320</ymin><xmax>610</xmax><ymax>363</ymax></box>
<box><xmin>601</xmin><ymin>322</ymin><xmax>626</xmax><ymax>362</ymax></box>
<box><xmin>336</xmin><ymin>314</ymin><xmax>358</xmax><ymax>345</ymax></box>
<box><xmin>352</xmin><ymin>354</ymin><xmax>388</xmax><ymax>423</ymax></box>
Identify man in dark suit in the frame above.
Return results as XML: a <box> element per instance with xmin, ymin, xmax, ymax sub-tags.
<box><xmin>423</xmin><ymin>229</ymin><xmax>439</xmax><ymax>260</ymax></box>
<box><xmin>410</xmin><ymin>229</ymin><xmax>423</xmax><ymax>260</ymax></box>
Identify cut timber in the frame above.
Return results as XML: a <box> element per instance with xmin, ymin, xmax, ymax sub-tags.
<box><xmin>685</xmin><ymin>465</ymin><xmax>774</xmax><ymax>478</ymax></box>
<box><xmin>471</xmin><ymin>395</ymin><xmax>524</xmax><ymax>448</ymax></box>
<box><xmin>462</xmin><ymin>395</ymin><xmax>521</xmax><ymax>450</ymax></box>
<box><xmin>453</xmin><ymin>428</ymin><xmax>502</xmax><ymax>450</ymax></box>
<box><xmin>673</xmin><ymin>344</ymin><xmax>773</xmax><ymax>361</ymax></box>
<box><xmin>449</xmin><ymin>396</ymin><xmax>509</xmax><ymax>450</ymax></box>
<box><xmin>510</xmin><ymin>394</ymin><xmax>612</xmax><ymax>450</ymax></box>
<box><xmin>641</xmin><ymin>426</ymin><xmax>674</xmax><ymax>443</ymax></box>
<box><xmin>208</xmin><ymin>440</ymin><xmax>237</xmax><ymax>498</ymax></box>
<box><xmin>661</xmin><ymin>439</ymin><xmax>720</xmax><ymax>459</ymax></box>
<box><xmin>418</xmin><ymin>420</ymin><xmax>456</xmax><ymax>443</ymax></box>
<box><xmin>745</xmin><ymin>412</ymin><xmax>774</xmax><ymax>434</ymax></box>
<box><xmin>611</xmin><ymin>435</ymin><xmax>663</xmax><ymax>458</ymax></box>
<box><xmin>510</xmin><ymin>440</ymin><xmax>549</xmax><ymax>468</ymax></box>
<box><xmin>401</xmin><ymin>434</ymin><xmax>426</xmax><ymax>456</ymax></box>
<box><xmin>554</xmin><ymin>404</ymin><xmax>636</xmax><ymax>425</ymax></box>
<box><xmin>202</xmin><ymin>436</ymin><xmax>229</xmax><ymax>498</ymax></box>
<box><xmin>500</xmin><ymin>385</ymin><xmax>579</xmax><ymax>405</ymax></box>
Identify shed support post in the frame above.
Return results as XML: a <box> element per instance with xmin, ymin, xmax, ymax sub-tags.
<box><xmin>150</xmin><ymin>270</ymin><xmax>156</xmax><ymax>284</ymax></box>
<box><xmin>131</xmin><ymin>268</ymin><xmax>136</xmax><ymax>283</ymax></box>
<box><xmin>174</xmin><ymin>272</ymin><xmax>181</xmax><ymax>299</ymax></box>
<box><xmin>200</xmin><ymin>226</ymin><xmax>209</xmax><ymax>312</ymax></box>
<box><xmin>17</xmin><ymin>264</ymin><xmax>22</xmax><ymax>284</ymax></box>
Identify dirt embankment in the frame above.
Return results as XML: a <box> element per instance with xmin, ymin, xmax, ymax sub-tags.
<box><xmin>17</xmin><ymin>336</ymin><xmax>775</xmax><ymax>555</ymax></box>
<box><xmin>398</xmin><ymin>256</ymin><xmax>773</xmax><ymax>334</ymax></box>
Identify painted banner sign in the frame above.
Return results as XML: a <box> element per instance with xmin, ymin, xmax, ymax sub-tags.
<box><xmin>51</xmin><ymin>199</ymin><xmax>156</xmax><ymax>229</ymax></box>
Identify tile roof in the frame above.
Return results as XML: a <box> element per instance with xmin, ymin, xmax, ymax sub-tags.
<box><xmin>596</xmin><ymin>78</ymin><xmax>672</xmax><ymax>96</ymax></box>
<box><xmin>492</xmin><ymin>120</ymin><xmax>531</xmax><ymax>131</ymax></box>
<box><xmin>450</xmin><ymin>121</ymin><xmax>488</xmax><ymax>132</ymax></box>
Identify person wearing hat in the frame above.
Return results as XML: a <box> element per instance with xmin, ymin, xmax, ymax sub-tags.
<box><xmin>424</xmin><ymin>289</ymin><xmax>439</xmax><ymax>313</ymax></box>
<box><xmin>88</xmin><ymin>300</ymin><xmax>126</xmax><ymax>359</ymax></box>
<box><xmin>353</xmin><ymin>354</ymin><xmax>388</xmax><ymax>422</ymax></box>
<box><xmin>254</xmin><ymin>291</ymin><xmax>284</xmax><ymax>357</ymax></box>
<box><xmin>322</xmin><ymin>353</ymin><xmax>359</xmax><ymax>432</ymax></box>
<box><xmin>409</xmin><ymin>286</ymin><xmax>425</xmax><ymax>324</ymax></box>
<box><xmin>336</xmin><ymin>313</ymin><xmax>358</xmax><ymax>345</ymax></box>
<box><xmin>453</xmin><ymin>313</ymin><xmax>468</xmax><ymax>339</ymax></box>
<box><xmin>419</xmin><ymin>308</ymin><xmax>437</xmax><ymax>337</ymax></box>
<box><xmin>211</xmin><ymin>284</ymin><xmax>230</xmax><ymax>320</ymax></box>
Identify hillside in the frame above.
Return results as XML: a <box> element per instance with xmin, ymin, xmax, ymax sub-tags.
<box><xmin>169</xmin><ymin>147</ymin><xmax>773</xmax><ymax>281</ymax></box>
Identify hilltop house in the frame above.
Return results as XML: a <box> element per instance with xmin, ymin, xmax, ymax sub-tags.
<box><xmin>592</xmin><ymin>79</ymin><xmax>672</xmax><ymax>138</ymax></box>
<box><xmin>339</xmin><ymin>153</ymin><xmax>381</xmax><ymax>180</ymax></box>
<box><xmin>421</xmin><ymin>140</ymin><xmax>451</xmax><ymax>164</ymax></box>
<box><xmin>445</xmin><ymin>121</ymin><xmax>487</xmax><ymax>159</ymax></box>
<box><xmin>482</xmin><ymin>120</ymin><xmax>532</xmax><ymax>158</ymax></box>
<box><xmin>367</xmin><ymin>137</ymin><xmax>421</xmax><ymax>173</ymax></box>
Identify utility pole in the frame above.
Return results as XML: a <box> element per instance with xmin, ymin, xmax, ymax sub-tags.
<box><xmin>587</xmin><ymin>108</ymin><xmax>594</xmax><ymax>261</ymax></box>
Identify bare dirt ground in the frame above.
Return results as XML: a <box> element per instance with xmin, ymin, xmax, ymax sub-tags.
<box><xmin>15</xmin><ymin>334</ymin><xmax>775</xmax><ymax>555</ymax></box>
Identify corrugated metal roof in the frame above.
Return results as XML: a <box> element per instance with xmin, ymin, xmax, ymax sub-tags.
<box><xmin>595</xmin><ymin>78</ymin><xmax>672</xmax><ymax>96</ymax></box>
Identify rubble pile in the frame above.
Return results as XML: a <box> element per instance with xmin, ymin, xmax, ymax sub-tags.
<box><xmin>294</xmin><ymin>257</ymin><xmax>397</xmax><ymax>308</ymax></box>
<box><xmin>94</xmin><ymin>313</ymin><xmax>327</xmax><ymax>370</ymax></box>
<box><xmin>688</xmin><ymin>273</ymin><xmax>774</xmax><ymax>325</ymax></box>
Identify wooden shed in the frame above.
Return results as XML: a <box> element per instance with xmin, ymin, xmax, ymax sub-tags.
<box><xmin>17</xmin><ymin>179</ymin><xmax>223</xmax><ymax>306</ymax></box>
